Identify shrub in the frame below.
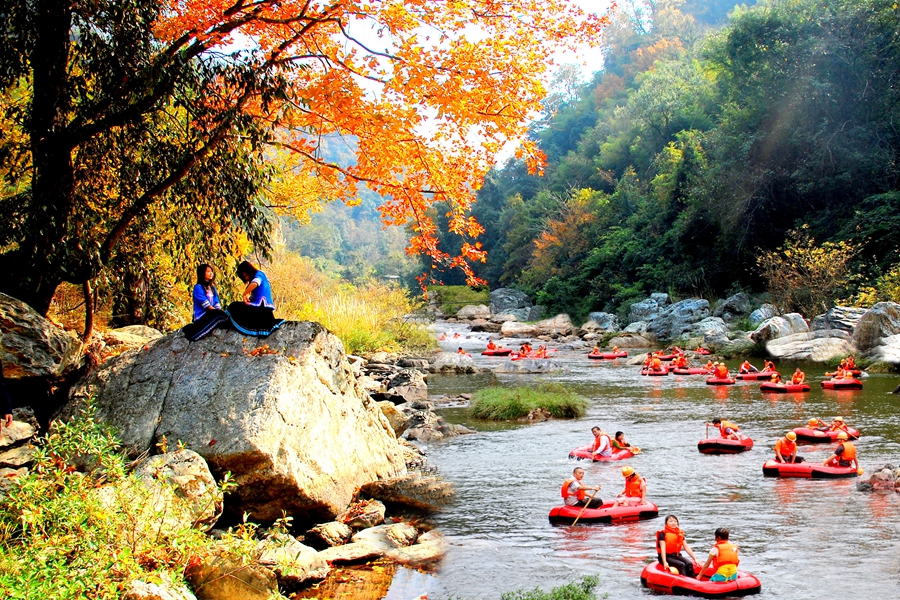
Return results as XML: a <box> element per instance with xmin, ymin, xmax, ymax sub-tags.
<box><xmin>470</xmin><ymin>383</ymin><xmax>587</xmax><ymax>420</ymax></box>
<box><xmin>501</xmin><ymin>575</ymin><xmax>603</xmax><ymax>600</ymax></box>
<box><xmin>433</xmin><ymin>285</ymin><xmax>490</xmax><ymax>316</ymax></box>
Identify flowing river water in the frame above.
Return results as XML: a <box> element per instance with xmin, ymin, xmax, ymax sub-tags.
<box><xmin>397</xmin><ymin>327</ymin><xmax>900</xmax><ymax>599</ymax></box>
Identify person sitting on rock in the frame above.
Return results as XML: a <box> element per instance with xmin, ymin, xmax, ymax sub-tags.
<box><xmin>762</xmin><ymin>359</ymin><xmax>776</xmax><ymax>372</ymax></box>
<box><xmin>613</xmin><ymin>431</ymin><xmax>641</xmax><ymax>454</ymax></box>
<box><xmin>486</xmin><ymin>340</ymin><xmax>497</xmax><ymax>351</ymax></box>
<box><xmin>590</xmin><ymin>426</ymin><xmax>613</xmax><ymax>458</ymax></box>
<box><xmin>0</xmin><ymin>359</ymin><xmax>13</xmax><ymax>428</ymax></box>
<box><xmin>696</xmin><ymin>528</ymin><xmax>740</xmax><ymax>582</ymax></box>
<box><xmin>739</xmin><ymin>360</ymin><xmax>758</xmax><ymax>374</ymax></box>
<box><xmin>225</xmin><ymin>260</ymin><xmax>284</xmax><ymax>337</ymax></box>
<box><xmin>708</xmin><ymin>418</ymin><xmax>741</xmax><ymax>440</ymax></box>
<box><xmin>182</xmin><ymin>263</ymin><xmax>230</xmax><ymax>341</ymax></box>
<box><xmin>656</xmin><ymin>515</ymin><xmax>700</xmax><ymax>577</ymax></box>
<box><xmin>824</xmin><ymin>432</ymin><xmax>858</xmax><ymax>469</ymax></box>
<box><xmin>613</xmin><ymin>466</ymin><xmax>647</xmax><ymax>506</ymax></box>
<box><xmin>562</xmin><ymin>467</ymin><xmax>602</xmax><ymax>508</ymax></box>
<box><xmin>792</xmin><ymin>368</ymin><xmax>806</xmax><ymax>384</ymax></box>
<box><xmin>775</xmin><ymin>432</ymin><xmax>803</xmax><ymax>463</ymax></box>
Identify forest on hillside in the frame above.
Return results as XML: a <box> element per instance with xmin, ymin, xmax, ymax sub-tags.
<box><xmin>424</xmin><ymin>0</ymin><xmax>900</xmax><ymax>322</ymax></box>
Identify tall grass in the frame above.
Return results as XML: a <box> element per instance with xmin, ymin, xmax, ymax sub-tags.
<box><xmin>266</xmin><ymin>251</ymin><xmax>433</xmax><ymax>354</ymax></box>
<box><xmin>469</xmin><ymin>383</ymin><xmax>587</xmax><ymax>420</ymax></box>
<box><xmin>501</xmin><ymin>576</ymin><xmax>603</xmax><ymax>600</ymax></box>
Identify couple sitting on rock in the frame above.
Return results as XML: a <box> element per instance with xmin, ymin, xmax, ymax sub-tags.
<box><xmin>182</xmin><ymin>261</ymin><xmax>284</xmax><ymax>341</ymax></box>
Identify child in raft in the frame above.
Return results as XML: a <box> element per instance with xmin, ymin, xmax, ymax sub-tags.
<box><xmin>612</xmin><ymin>431</ymin><xmax>641</xmax><ymax>455</ymax></box>
<box><xmin>656</xmin><ymin>515</ymin><xmax>700</xmax><ymax>577</ymax></box>
<box><xmin>613</xmin><ymin>466</ymin><xmax>647</xmax><ymax>506</ymax></box>
<box><xmin>707</xmin><ymin>418</ymin><xmax>742</xmax><ymax>440</ymax></box>
<box><xmin>769</xmin><ymin>372</ymin><xmax>783</xmax><ymax>384</ymax></box>
<box><xmin>562</xmin><ymin>467</ymin><xmax>602</xmax><ymax>508</ymax></box>
<box><xmin>696</xmin><ymin>528</ymin><xmax>740</xmax><ymax>582</ymax></box>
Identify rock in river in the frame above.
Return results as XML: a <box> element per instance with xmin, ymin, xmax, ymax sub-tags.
<box><xmin>63</xmin><ymin>322</ymin><xmax>406</xmax><ymax>522</ymax></box>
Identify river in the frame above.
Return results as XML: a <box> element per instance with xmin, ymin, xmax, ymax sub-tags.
<box><xmin>412</xmin><ymin>329</ymin><xmax>900</xmax><ymax>599</ymax></box>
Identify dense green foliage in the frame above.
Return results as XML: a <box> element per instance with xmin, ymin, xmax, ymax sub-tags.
<box><xmin>500</xmin><ymin>575</ymin><xmax>603</xmax><ymax>600</ymax></box>
<box><xmin>432</xmin><ymin>285</ymin><xmax>491</xmax><ymax>316</ymax></box>
<box><xmin>425</xmin><ymin>0</ymin><xmax>900</xmax><ymax>321</ymax></box>
<box><xmin>470</xmin><ymin>383</ymin><xmax>587</xmax><ymax>420</ymax></box>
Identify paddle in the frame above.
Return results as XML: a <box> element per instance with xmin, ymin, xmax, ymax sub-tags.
<box><xmin>571</xmin><ymin>488</ymin><xmax>600</xmax><ymax>526</ymax></box>
<box><xmin>818</xmin><ymin>418</ymin><xmax>859</xmax><ymax>439</ymax></box>
<box><xmin>706</xmin><ymin>423</ymin><xmax>709</xmax><ymax>440</ymax></box>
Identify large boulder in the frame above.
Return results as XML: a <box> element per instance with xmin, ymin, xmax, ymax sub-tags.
<box><xmin>646</xmin><ymin>299</ymin><xmax>710</xmax><ymax>341</ymax></box>
<box><xmin>748</xmin><ymin>304</ymin><xmax>780</xmax><ymax>327</ymax></box>
<box><xmin>810</xmin><ymin>306</ymin><xmax>867</xmax><ymax>334</ymax></box>
<box><xmin>491</xmin><ymin>359</ymin><xmax>569</xmax><ymax>374</ymax></box>
<box><xmin>132</xmin><ymin>450</ymin><xmax>223</xmax><ymax>532</ymax></box>
<box><xmin>750</xmin><ymin>313</ymin><xmax>808</xmax><ymax>344</ymax></box>
<box><xmin>489</xmin><ymin>288</ymin><xmax>532</xmax><ymax>315</ymax></box>
<box><xmin>63</xmin><ymin>323</ymin><xmax>406</xmax><ymax>522</ymax></box>
<box><xmin>853</xmin><ymin>302</ymin><xmax>900</xmax><ymax>354</ymax></box>
<box><xmin>712</xmin><ymin>293</ymin><xmax>752</xmax><ymax>322</ymax></box>
<box><xmin>500</xmin><ymin>321</ymin><xmax>538</xmax><ymax>338</ymax></box>
<box><xmin>606</xmin><ymin>333</ymin><xmax>653</xmax><ymax>348</ymax></box>
<box><xmin>628</xmin><ymin>299</ymin><xmax>662</xmax><ymax>324</ymax></box>
<box><xmin>185</xmin><ymin>548</ymin><xmax>278</xmax><ymax>600</ymax></box>
<box><xmin>765</xmin><ymin>330</ymin><xmax>855</xmax><ymax>362</ymax></box>
<box><xmin>872</xmin><ymin>334</ymin><xmax>900</xmax><ymax>365</ymax></box>
<box><xmin>429</xmin><ymin>352</ymin><xmax>479</xmax><ymax>373</ymax></box>
<box><xmin>0</xmin><ymin>292</ymin><xmax>83</xmax><ymax>379</ymax></box>
<box><xmin>585</xmin><ymin>312</ymin><xmax>619</xmax><ymax>332</ymax></box>
<box><xmin>533</xmin><ymin>314</ymin><xmax>574</xmax><ymax>336</ymax></box>
<box><xmin>455</xmin><ymin>304</ymin><xmax>490</xmax><ymax>320</ymax></box>
<box><xmin>256</xmin><ymin>533</ymin><xmax>330</xmax><ymax>590</ymax></box>
<box><xmin>688</xmin><ymin>317</ymin><xmax>729</xmax><ymax>341</ymax></box>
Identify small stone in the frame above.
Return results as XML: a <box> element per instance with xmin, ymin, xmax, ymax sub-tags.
<box><xmin>305</xmin><ymin>521</ymin><xmax>353</xmax><ymax>549</ymax></box>
<box><xmin>338</xmin><ymin>499</ymin><xmax>386</xmax><ymax>529</ymax></box>
<box><xmin>185</xmin><ymin>549</ymin><xmax>279</xmax><ymax>600</ymax></box>
<box><xmin>350</xmin><ymin>522</ymin><xmax>419</xmax><ymax>551</ymax></box>
<box><xmin>316</xmin><ymin>541</ymin><xmax>384</xmax><ymax>565</ymax></box>
<box><xmin>256</xmin><ymin>533</ymin><xmax>330</xmax><ymax>590</ymax></box>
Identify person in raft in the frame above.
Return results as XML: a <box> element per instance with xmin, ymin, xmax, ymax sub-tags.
<box><xmin>656</xmin><ymin>515</ymin><xmax>700</xmax><ymax>577</ymax></box>
<box><xmin>649</xmin><ymin>355</ymin><xmax>665</xmax><ymax>372</ymax></box>
<box><xmin>486</xmin><ymin>340</ymin><xmax>497</xmax><ymax>351</ymax></box>
<box><xmin>226</xmin><ymin>261</ymin><xmax>284</xmax><ymax>337</ymax></box>
<box><xmin>613</xmin><ymin>466</ymin><xmax>647</xmax><ymax>506</ymax></box>
<box><xmin>456</xmin><ymin>347</ymin><xmax>468</xmax><ymax>356</ymax></box>
<box><xmin>672</xmin><ymin>354</ymin><xmax>688</xmax><ymax>368</ymax></box>
<box><xmin>792</xmin><ymin>368</ymin><xmax>806</xmax><ymax>384</ymax></box>
<box><xmin>613</xmin><ymin>431</ymin><xmax>641</xmax><ymax>455</ymax></box>
<box><xmin>775</xmin><ymin>431</ymin><xmax>803</xmax><ymax>463</ymax></box>
<box><xmin>712</xmin><ymin>362</ymin><xmax>730</xmax><ymax>379</ymax></box>
<box><xmin>182</xmin><ymin>264</ymin><xmax>230</xmax><ymax>341</ymax></box>
<box><xmin>696</xmin><ymin>528</ymin><xmax>740</xmax><ymax>582</ymax></box>
<box><xmin>0</xmin><ymin>359</ymin><xmax>14</xmax><ymax>428</ymax></box>
<box><xmin>769</xmin><ymin>372</ymin><xmax>783</xmax><ymax>384</ymax></box>
<box><xmin>562</xmin><ymin>467</ymin><xmax>602</xmax><ymax>508</ymax></box>
<box><xmin>738</xmin><ymin>360</ymin><xmax>758</xmax><ymax>374</ymax></box>
<box><xmin>704</xmin><ymin>359</ymin><xmax>715</xmax><ymax>371</ymax></box>
<box><xmin>612</xmin><ymin>346</ymin><xmax>620</xmax><ymax>353</ymax></box>
<box><xmin>762</xmin><ymin>359</ymin><xmax>776</xmax><ymax>372</ymax></box>
<box><xmin>592</xmin><ymin>346</ymin><xmax>601</xmax><ymax>354</ymax></box>
<box><xmin>590</xmin><ymin>426</ymin><xmax>614</xmax><ymax>458</ymax></box>
<box><xmin>708</xmin><ymin>418</ymin><xmax>742</xmax><ymax>440</ymax></box>
<box><xmin>824</xmin><ymin>432</ymin><xmax>859</xmax><ymax>469</ymax></box>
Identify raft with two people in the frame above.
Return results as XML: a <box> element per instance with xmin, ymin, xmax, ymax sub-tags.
<box><xmin>672</xmin><ymin>367</ymin><xmax>712</xmax><ymax>375</ymax></box>
<box><xmin>640</xmin><ymin>563</ymin><xmax>762</xmax><ymax>598</ymax></box>
<box><xmin>706</xmin><ymin>376</ymin><xmax>736</xmax><ymax>385</ymax></box>
<box><xmin>821</xmin><ymin>378</ymin><xmax>863</xmax><ymax>390</ymax></box>
<box><xmin>481</xmin><ymin>348</ymin><xmax>512</xmax><ymax>356</ymax></box>
<box><xmin>791</xmin><ymin>426</ymin><xmax>860</xmax><ymax>443</ymax></box>
<box><xmin>762</xmin><ymin>460</ymin><xmax>860</xmax><ymax>479</ymax></box>
<box><xmin>568</xmin><ymin>445</ymin><xmax>634</xmax><ymax>461</ymax></box>
<box><xmin>548</xmin><ymin>501</ymin><xmax>659</xmax><ymax>524</ymax></box>
<box><xmin>588</xmin><ymin>350</ymin><xmax>628</xmax><ymax>359</ymax></box>
<box><xmin>642</xmin><ymin>368</ymin><xmax>670</xmax><ymax>376</ymax></box>
<box><xmin>735</xmin><ymin>371</ymin><xmax>779</xmax><ymax>381</ymax></box>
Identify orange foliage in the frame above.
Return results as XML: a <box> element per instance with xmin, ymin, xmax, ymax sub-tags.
<box><xmin>153</xmin><ymin>0</ymin><xmax>608</xmax><ymax>286</ymax></box>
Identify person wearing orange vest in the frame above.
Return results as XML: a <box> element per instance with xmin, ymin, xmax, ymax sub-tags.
<box><xmin>769</xmin><ymin>372</ymin><xmax>782</xmax><ymax>384</ymax></box>
<box><xmin>673</xmin><ymin>354</ymin><xmax>688</xmax><ymax>368</ymax></box>
<box><xmin>562</xmin><ymin>467</ymin><xmax>602</xmax><ymax>508</ymax></box>
<box><xmin>824</xmin><ymin>432</ymin><xmax>858</xmax><ymax>469</ymax></box>
<box><xmin>842</xmin><ymin>369</ymin><xmax>856</xmax><ymax>380</ymax></box>
<box><xmin>713</xmin><ymin>362</ymin><xmax>729</xmax><ymax>379</ymax></box>
<box><xmin>704</xmin><ymin>359</ymin><xmax>714</xmax><ymax>371</ymax></box>
<box><xmin>612</xmin><ymin>431</ymin><xmax>641</xmax><ymax>455</ymax></box>
<box><xmin>846</xmin><ymin>355</ymin><xmax>856</xmax><ymax>369</ymax></box>
<box><xmin>696</xmin><ymin>528</ymin><xmax>740</xmax><ymax>582</ymax></box>
<box><xmin>644</xmin><ymin>353</ymin><xmax>653</xmax><ymax>367</ymax></box>
<box><xmin>708</xmin><ymin>418</ymin><xmax>741</xmax><ymax>440</ymax></box>
<box><xmin>486</xmin><ymin>340</ymin><xmax>497</xmax><ymax>351</ymax></box>
<box><xmin>613</xmin><ymin>466</ymin><xmax>647</xmax><ymax>506</ymax></box>
<box><xmin>656</xmin><ymin>515</ymin><xmax>700</xmax><ymax>577</ymax></box>
<box><xmin>739</xmin><ymin>360</ymin><xmax>758</xmax><ymax>374</ymax></box>
<box><xmin>592</xmin><ymin>346</ymin><xmax>601</xmax><ymax>354</ymax></box>
<box><xmin>590</xmin><ymin>426</ymin><xmax>613</xmax><ymax>458</ymax></box>
<box><xmin>828</xmin><ymin>416</ymin><xmax>850</xmax><ymax>432</ymax></box>
<box><xmin>775</xmin><ymin>432</ymin><xmax>803</xmax><ymax>463</ymax></box>
<box><xmin>762</xmin><ymin>359</ymin><xmax>776</xmax><ymax>372</ymax></box>
<box><xmin>456</xmin><ymin>347</ymin><xmax>469</xmax><ymax>356</ymax></box>
<box><xmin>650</xmin><ymin>356</ymin><xmax>664</xmax><ymax>372</ymax></box>
<box><xmin>612</xmin><ymin>346</ymin><xmax>620</xmax><ymax>353</ymax></box>
<box><xmin>791</xmin><ymin>368</ymin><xmax>806</xmax><ymax>384</ymax></box>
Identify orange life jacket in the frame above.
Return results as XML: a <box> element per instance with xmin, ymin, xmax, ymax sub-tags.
<box><xmin>846</xmin><ymin>357</ymin><xmax>856</xmax><ymax>369</ymax></box>
<box><xmin>718</xmin><ymin>420</ymin><xmax>739</xmax><ymax>436</ymax></box>
<box><xmin>705</xmin><ymin>361</ymin><xmax>714</xmax><ymax>370</ymax></box>
<box><xmin>457</xmin><ymin>348</ymin><xmax>466</xmax><ymax>355</ymax></box>
<box><xmin>487</xmin><ymin>342</ymin><xmax>496</xmax><ymax>350</ymax></box>
<box><xmin>843</xmin><ymin>370</ymin><xmax>855</xmax><ymax>380</ymax></box>
<box><xmin>561</xmin><ymin>478</ymin><xmax>585</xmax><ymax>501</ymax></box>
<box><xmin>675</xmin><ymin>356</ymin><xmax>687</xmax><ymax>367</ymax></box>
<box><xmin>712</xmin><ymin>541</ymin><xmax>739</xmax><ymax>570</ymax></box>
<box><xmin>624</xmin><ymin>474</ymin><xmax>644</xmax><ymax>497</ymax></box>
<box><xmin>740</xmin><ymin>361</ymin><xmax>752</xmax><ymax>372</ymax></box>
<box><xmin>775</xmin><ymin>438</ymin><xmax>796</xmax><ymax>458</ymax></box>
<box><xmin>763</xmin><ymin>360</ymin><xmax>775</xmax><ymax>371</ymax></box>
<box><xmin>792</xmin><ymin>371</ymin><xmax>805</xmax><ymax>384</ymax></box>
<box><xmin>651</xmin><ymin>358</ymin><xmax>663</xmax><ymax>370</ymax></box>
<box><xmin>715</xmin><ymin>365</ymin><xmax>729</xmax><ymax>378</ymax></box>
<box><xmin>838</xmin><ymin>441</ymin><xmax>856</xmax><ymax>462</ymax></box>
<box><xmin>592</xmin><ymin>434</ymin><xmax>611</xmax><ymax>453</ymax></box>
<box><xmin>656</xmin><ymin>526</ymin><xmax>685</xmax><ymax>555</ymax></box>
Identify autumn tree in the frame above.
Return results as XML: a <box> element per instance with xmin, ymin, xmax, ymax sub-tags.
<box><xmin>0</xmin><ymin>0</ymin><xmax>606</xmax><ymax>315</ymax></box>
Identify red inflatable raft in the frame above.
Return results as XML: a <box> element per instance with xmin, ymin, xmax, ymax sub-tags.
<box><xmin>821</xmin><ymin>378</ymin><xmax>863</xmax><ymax>390</ymax></box>
<box><xmin>656</xmin><ymin>353</ymin><xmax>678</xmax><ymax>361</ymax></box>
<box><xmin>706</xmin><ymin>377</ymin><xmax>736</xmax><ymax>385</ymax></box>
<box><xmin>698</xmin><ymin>437</ymin><xmax>753</xmax><ymax>454</ymax></box>
<box><xmin>481</xmin><ymin>349</ymin><xmax>512</xmax><ymax>356</ymax></box>
<box><xmin>672</xmin><ymin>367</ymin><xmax>711</xmax><ymax>375</ymax></box>
<box><xmin>548</xmin><ymin>501</ymin><xmax>659</xmax><ymax>524</ymax></box>
<box><xmin>640</xmin><ymin>563</ymin><xmax>762</xmax><ymax>598</ymax></box>
<box><xmin>588</xmin><ymin>351</ymin><xmax>628</xmax><ymax>359</ymax></box>
<box><xmin>735</xmin><ymin>371</ymin><xmax>778</xmax><ymax>381</ymax></box>
<box><xmin>568</xmin><ymin>446</ymin><xmax>633</xmax><ymax>461</ymax></box>
<box><xmin>759</xmin><ymin>382</ymin><xmax>811</xmax><ymax>393</ymax></box>
<box><xmin>762</xmin><ymin>459</ymin><xmax>859</xmax><ymax>479</ymax></box>
<box><xmin>641</xmin><ymin>368</ymin><xmax>669</xmax><ymax>376</ymax></box>
<box><xmin>791</xmin><ymin>426</ymin><xmax>860</xmax><ymax>443</ymax></box>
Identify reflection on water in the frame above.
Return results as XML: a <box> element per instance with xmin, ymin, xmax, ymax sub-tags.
<box><xmin>423</xmin><ymin>350</ymin><xmax>900</xmax><ymax>599</ymax></box>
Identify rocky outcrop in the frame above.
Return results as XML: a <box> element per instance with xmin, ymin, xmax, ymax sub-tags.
<box><xmin>367</xmin><ymin>368</ymin><xmax>428</xmax><ymax>404</ymax></box>
<box><xmin>646</xmin><ymin>299</ymin><xmax>710</xmax><ymax>341</ymax></box>
<box><xmin>856</xmin><ymin>464</ymin><xmax>900</xmax><ymax>493</ymax></box>
<box><xmin>64</xmin><ymin>323</ymin><xmax>406</xmax><ymax>522</ymax></box>
<box><xmin>585</xmin><ymin>312</ymin><xmax>619</xmax><ymax>332</ymax></box>
<box><xmin>712</xmin><ymin>293</ymin><xmax>752</xmax><ymax>323</ymax></box>
<box><xmin>185</xmin><ymin>548</ymin><xmax>279</xmax><ymax>600</ymax></box>
<box><xmin>533</xmin><ymin>314</ymin><xmax>574</xmax><ymax>336</ymax></box>
<box><xmin>429</xmin><ymin>352</ymin><xmax>479</xmax><ymax>373</ymax></box>
<box><xmin>749</xmin><ymin>313</ymin><xmax>808</xmax><ymax>344</ymax></box>
<box><xmin>123</xmin><ymin>581</ymin><xmax>197</xmax><ymax>600</ymax></box>
<box><xmin>748</xmin><ymin>304</ymin><xmax>780</xmax><ymax>327</ymax></box>
<box><xmin>359</xmin><ymin>473</ymin><xmax>455</xmax><ymax>513</ymax></box>
<box><xmin>764</xmin><ymin>330</ymin><xmax>855</xmax><ymax>362</ymax></box>
<box><xmin>0</xmin><ymin>407</ymin><xmax>38</xmax><ymax>496</ymax></box>
<box><xmin>606</xmin><ymin>333</ymin><xmax>653</xmax><ymax>348</ymax></box>
<box><xmin>500</xmin><ymin>321</ymin><xmax>537</xmax><ymax>337</ymax></box>
<box><xmin>401</xmin><ymin>405</ymin><xmax>474</xmax><ymax>441</ymax></box>
<box><xmin>455</xmin><ymin>304</ymin><xmax>490</xmax><ymax>320</ymax></box>
<box><xmin>305</xmin><ymin>521</ymin><xmax>353</xmax><ymax>549</ymax></box>
<box><xmin>0</xmin><ymin>292</ymin><xmax>83</xmax><ymax>379</ymax></box>
<box><xmin>492</xmin><ymin>359</ymin><xmax>569</xmax><ymax>374</ymax></box>
<box><xmin>872</xmin><ymin>334</ymin><xmax>900</xmax><ymax>364</ymax></box>
<box><xmin>853</xmin><ymin>302</ymin><xmax>900</xmax><ymax>354</ymax></box>
<box><xmin>628</xmin><ymin>294</ymin><xmax>668</xmax><ymax>324</ymax></box>
<box><xmin>489</xmin><ymin>288</ymin><xmax>543</xmax><ymax>321</ymax></box>
<box><xmin>688</xmin><ymin>317</ymin><xmax>729</xmax><ymax>343</ymax></box>
<box><xmin>132</xmin><ymin>450</ymin><xmax>223</xmax><ymax>532</ymax></box>
<box><xmin>810</xmin><ymin>306</ymin><xmax>867</xmax><ymax>334</ymax></box>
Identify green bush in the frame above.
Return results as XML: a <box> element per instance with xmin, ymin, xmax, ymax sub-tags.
<box><xmin>470</xmin><ymin>383</ymin><xmax>587</xmax><ymax>420</ymax></box>
<box><xmin>501</xmin><ymin>575</ymin><xmax>603</xmax><ymax>600</ymax></box>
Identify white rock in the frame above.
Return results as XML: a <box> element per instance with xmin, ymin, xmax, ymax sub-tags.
<box><xmin>455</xmin><ymin>304</ymin><xmax>491</xmax><ymax>320</ymax></box>
<box><xmin>350</xmin><ymin>522</ymin><xmax>419</xmax><ymax>551</ymax></box>
<box><xmin>256</xmin><ymin>533</ymin><xmax>330</xmax><ymax>589</ymax></box>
